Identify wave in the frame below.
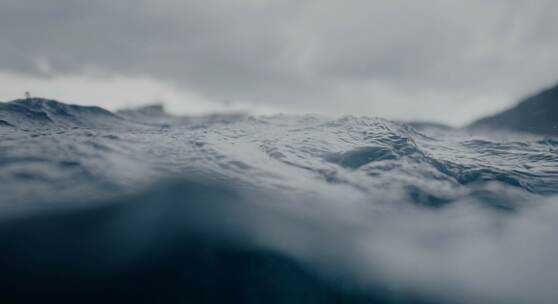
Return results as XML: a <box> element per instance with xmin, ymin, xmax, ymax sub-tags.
<box><xmin>1</xmin><ymin>98</ymin><xmax>558</xmax><ymax>303</ymax></box>
<box><xmin>0</xmin><ymin>98</ymin><xmax>126</xmax><ymax>129</ymax></box>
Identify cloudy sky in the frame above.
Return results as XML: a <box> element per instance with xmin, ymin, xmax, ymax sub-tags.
<box><xmin>1</xmin><ymin>0</ymin><xmax>557</xmax><ymax>125</ymax></box>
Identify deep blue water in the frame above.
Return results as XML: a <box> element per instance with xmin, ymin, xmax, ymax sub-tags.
<box><xmin>1</xmin><ymin>98</ymin><xmax>558</xmax><ymax>303</ymax></box>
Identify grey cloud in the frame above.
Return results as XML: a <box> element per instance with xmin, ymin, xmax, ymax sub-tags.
<box><xmin>1</xmin><ymin>0</ymin><xmax>558</xmax><ymax>123</ymax></box>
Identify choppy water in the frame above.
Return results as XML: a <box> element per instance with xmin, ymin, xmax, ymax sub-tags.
<box><xmin>1</xmin><ymin>98</ymin><xmax>558</xmax><ymax>303</ymax></box>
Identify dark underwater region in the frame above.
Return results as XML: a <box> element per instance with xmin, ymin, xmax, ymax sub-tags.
<box><xmin>0</xmin><ymin>92</ymin><xmax>557</xmax><ymax>303</ymax></box>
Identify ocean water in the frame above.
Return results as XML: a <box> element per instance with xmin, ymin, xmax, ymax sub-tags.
<box><xmin>1</xmin><ymin>98</ymin><xmax>558</xmax><ymax>303</ymax></box>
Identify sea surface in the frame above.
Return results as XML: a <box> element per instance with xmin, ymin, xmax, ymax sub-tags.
<box><xmin>1</xmin><ymin>98</ymin><xmax>558</xmax><ymax>303</ymax></box>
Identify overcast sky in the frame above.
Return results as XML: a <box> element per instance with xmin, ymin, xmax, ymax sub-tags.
<box><xmin>1</xmin><ymin>0</ymin><xmax>557</xmax><ymax>125</ymax></box>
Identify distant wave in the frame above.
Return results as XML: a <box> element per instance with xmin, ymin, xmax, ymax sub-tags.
<box><xmin>468</xmin><ymin>82</ymin><xmax>558</xmax><ymax>136</ymax></box>
<box><xmin>0</xmin><ymin>98</ymin><xmax>125</xmax><ymax>129</ymax></box>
